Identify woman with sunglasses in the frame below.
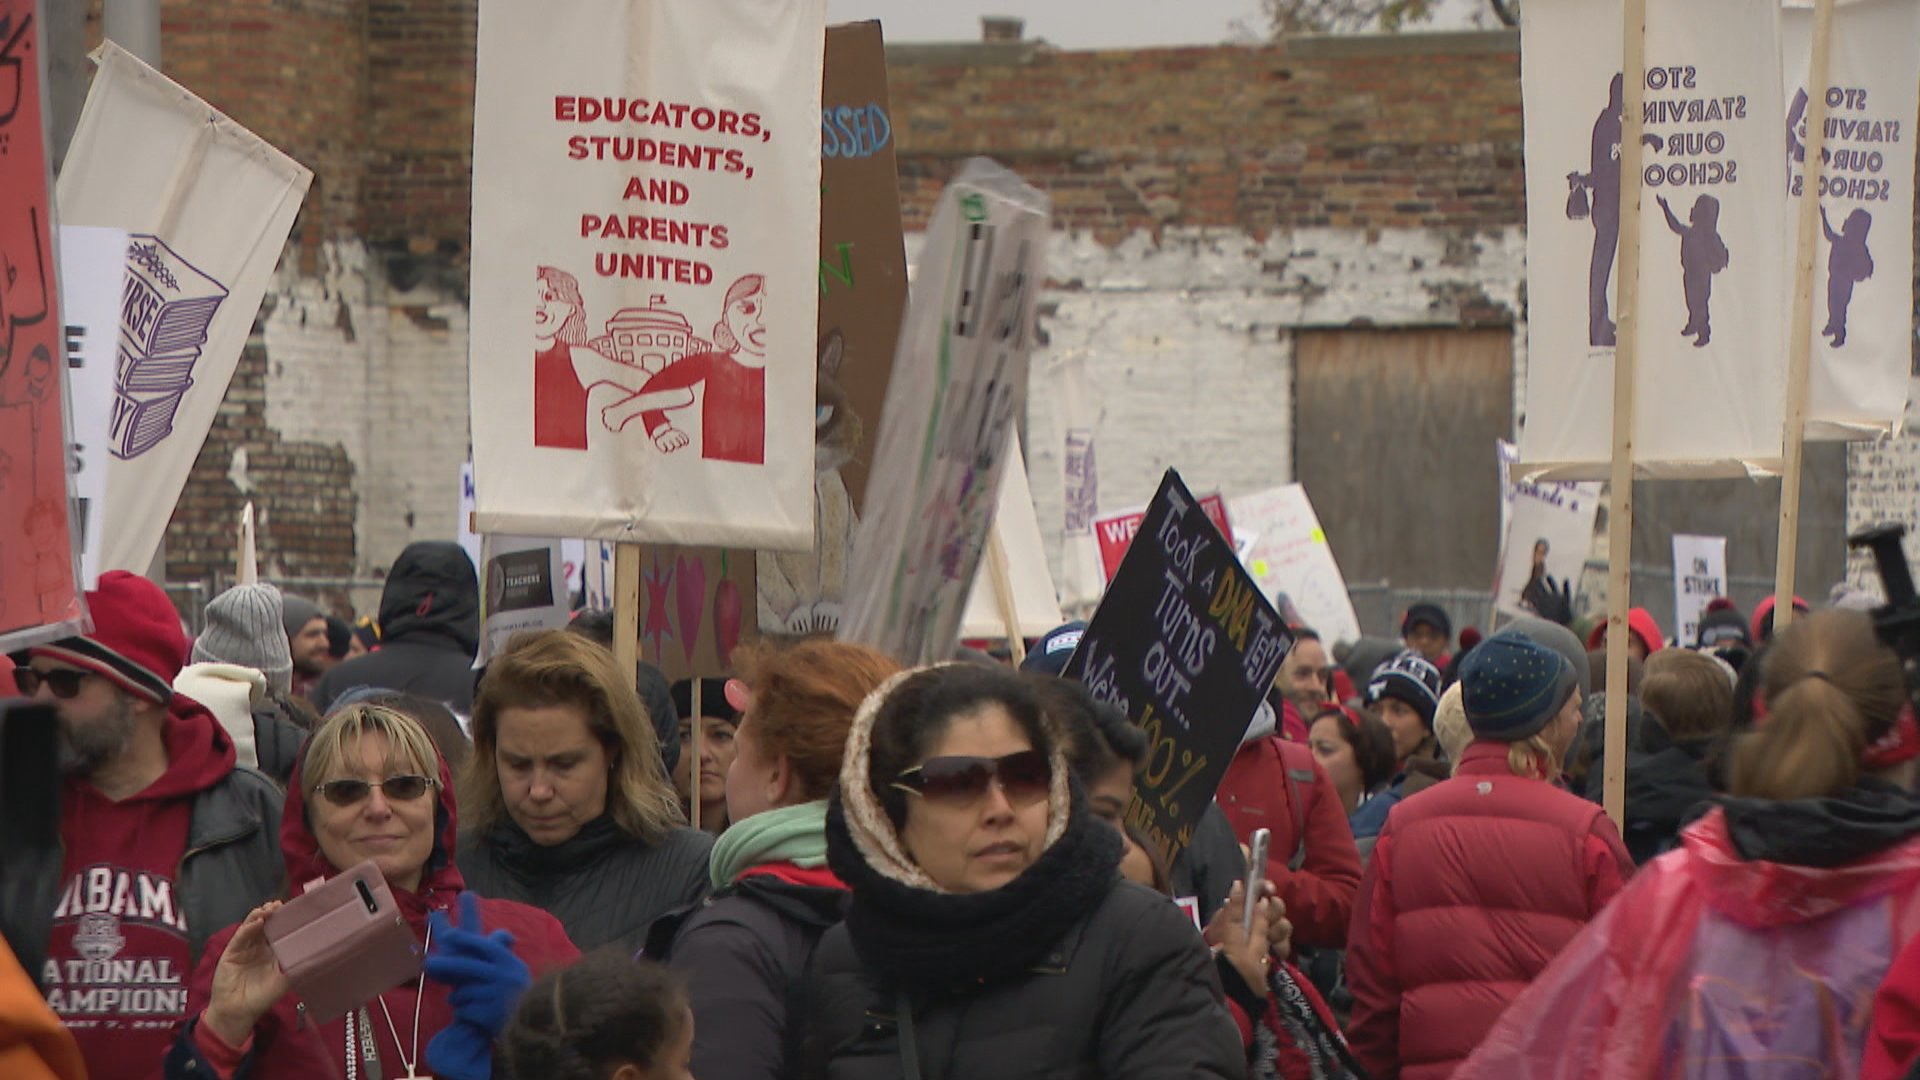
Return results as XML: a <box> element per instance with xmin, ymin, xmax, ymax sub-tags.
<box><xmin>458</xmin><ymin>630</ymin><xmax>713</xmax><ymax>955</ymax></box>
<box><xmin>644</xmin><ymin>639</ymin><xmax>900</xmax><ymax>1080</ymax></box>
<box><xmin>798</xmin><ymin>664</ymin><xmax>1243</xmax><ymax>1079</ymax></box>
<box><xmin>166</xmin><ymin>702</ymin><xmax>579</xmax><ymax>1079</ymax></box>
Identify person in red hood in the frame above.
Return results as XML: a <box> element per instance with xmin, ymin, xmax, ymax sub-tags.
<box><xmin>5</xmin><ymin>570</ymin><xmax>284</xmax><ymax>1080</ymax></box>
<box><xmin>645</xmin><ymin>639</ymin><xmax>900</xmax><ymax>1080</ymax></box>
<box><xmin>1456</xmin><ymin>610</ymin><xmax>1920</xmax><ymax>1080</ymax></box>
<box><xmin>165</xmin><ymin>701</ymin><xmax>578</xmax><ymax>1079</ymax></box>
<box><xmin>1583</xmin><ymin>606</ymin><xmax>1666</xmax><ymax>661</ymax></box>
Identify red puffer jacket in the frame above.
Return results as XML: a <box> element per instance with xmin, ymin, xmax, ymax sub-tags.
<box><xmin>1216</xmin><ymin>734</ymin><xmax>1363</xmax><ymax>950</ymax></box>
<box><xmin>1346</xmin><ymin>740</ymin><xmax>1633</xmax><ymax>1080</ymax></box>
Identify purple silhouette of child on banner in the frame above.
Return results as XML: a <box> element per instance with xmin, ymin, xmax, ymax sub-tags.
<box><xmin>1658</xmin><ymin>193</ymin><xmax>1729</xmax><ymax>348</ymax></box>
<box><xmin>1820</xmin><ymin>206</ymin><xmax>1873</xmax><ymax>347</ymax></box>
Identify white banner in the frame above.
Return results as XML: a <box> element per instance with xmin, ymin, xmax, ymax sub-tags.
<box><xmin>1519</xmin><ymin>0</ymin><xmax>1788</xmax><ymax>476</ymax></box>
<box><xmin>1228</xmin><ymin>485</ymin><xmax>1363</xmax><ymax>647</ymax></box>
<box><xmin>1672</xmin><ymin>533</ymin><xmax>1729</xmax><ymax>646</ymax></box>
<box><xmin>1050</xmin><ymin>350</ymin><xmax>1106</xmax><ymax>613</ymax></box>
<box><xmin>1494</xmin><ymin>441</ymin><xmax>1602</xmax><ymax>619</ymax></box>
<box><xmin>56</xmin><ymin>226</ymin><xmax>128</xmax><ymax>590</ymax></box>
<box><xmin>469</xmin><ymin>0</ymin><xmax>823</xmax><ymax>549</ymax></box>
<box><xmin>57</xmin><ymin>43</ymin><xmax>311</xmax><ymax>573</ymax></box>
<box><xmin>1784</xmin><ymin>0</ymin><xmax>1920</xmax><ymax>439</ymax></box>
<box><xmin>962</xmin><ymin>432</ymin><xmax>1064</xmax><ymax>640</ymax></box>
<box><xmin>478</xmin><ymin>534</ymin><xmax>571</xmax><ymax>663</ymax></box>
<box><xmin>838</xmin><ymin>159</ymin><xmax>1050</xmax><ymax>664</ymax></box>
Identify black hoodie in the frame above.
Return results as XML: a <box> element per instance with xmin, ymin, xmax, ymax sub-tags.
<box><xmin>311</xmin><ymin>542</ymin><xmax>482</xmax><ymax>712</ymax></box>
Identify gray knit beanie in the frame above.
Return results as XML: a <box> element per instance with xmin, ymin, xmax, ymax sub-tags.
<box><xmin>193</xmin><ymin>583</ymin><xmax>295</xmax><ymax>693</ymax></box>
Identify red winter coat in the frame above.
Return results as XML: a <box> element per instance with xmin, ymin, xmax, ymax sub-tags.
<box><xmin>1216</xmin><ymin>735</ymin><xmax>1363</xmax><ymax>950</ymax></box>
<box><xmin>1346</xmin><ymin>740</ymin><xmax>1633</xmax><ymax>1080</ymax></box>
<box><xmin>1868</xmin><ymin>927</ymin><xmax>1920</xmax><ymax>1079</ymax></box>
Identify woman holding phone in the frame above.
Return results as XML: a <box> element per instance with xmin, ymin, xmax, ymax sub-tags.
<box><xmin>165</xmin><ymin>703</ymin><xmax>579</xmax><ymax>1079</ymax></box>
<box><xmin>797</xmin><ymin>664</ymin><xmax>1243</xmax><ymax>1079</ymax></box>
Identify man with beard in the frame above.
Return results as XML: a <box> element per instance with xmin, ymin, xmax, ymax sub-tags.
<box><xmin>281</xmin><ymin>595</ymin><xmax>333</xmax><ymax>699</ymax></box>
<box><xmin>5</xmin><ymin>572</ymin><xmax>282</xmax><ymax>1080</ymax></box>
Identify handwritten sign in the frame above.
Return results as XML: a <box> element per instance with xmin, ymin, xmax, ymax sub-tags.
<box><xmin>1228</xmin><ymin>485</ymin><xmax>1362</xmax><ymax>646</ymax></box>
<box><xmin>1093</xmin><ymin>493</ymin><xmax>1233</xmax><ymax>583</ymax></box>
<box><xmin>1671</xmin><ymin>534</ymin><xmax>1728</xmax><ymax>647</ymax></box>
<box><xmin>1062</xmin><ymin>469</ymin><xmax>1291</xmax><ymax>865</ymax></box>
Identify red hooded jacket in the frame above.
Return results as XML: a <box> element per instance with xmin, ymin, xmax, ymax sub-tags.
<box><xmin>178</xmin><ymin>741</ymin><xmax>578</xmax><ymax>1078</ymax></box>
<box><xmin>1214</xmin><ymin>734</ymin><xmax>1363</xmax><ymax>950</ymax></box>
<box><xmin>1346</xmin><ymin>741</ymin><xmax>1633</xmax><ymax>1080</ymax></box>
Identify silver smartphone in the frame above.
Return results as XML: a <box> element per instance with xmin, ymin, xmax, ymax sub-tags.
<box><xmin>1243</xmin><ymin>828</ymin><xmax>1271</xmax><ymax>939</ymax></box>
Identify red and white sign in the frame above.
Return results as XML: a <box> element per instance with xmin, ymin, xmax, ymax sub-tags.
<box><xmin>1093</xmin><ymin>494</ymin><xmax>1233</xmax><ymax>582</ymax></box>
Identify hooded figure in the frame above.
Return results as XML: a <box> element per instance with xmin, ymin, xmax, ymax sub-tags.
<box><xmin>312</xmin><ymin>542</ymin><xmax>482</xmax><ymax>714</ymax></box>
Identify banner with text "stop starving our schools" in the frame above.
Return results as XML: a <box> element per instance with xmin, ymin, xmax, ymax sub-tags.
<box><xmin>470</xmin><ymin>0</ymin><xmax>824</xmax><ymax>549</ymax></box>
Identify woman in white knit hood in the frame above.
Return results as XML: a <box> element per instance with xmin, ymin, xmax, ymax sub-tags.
<box><xmin>173</xmin><ymin>582</ymin><xmax>308</xmax><ymax>783</ymax></box>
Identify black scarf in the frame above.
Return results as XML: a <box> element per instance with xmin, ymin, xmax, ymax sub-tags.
<box><xmin>824</xmin><ymin>784</ymin><xmax>1122</xmax><ymax>993</ymax></box>
<box><xmin>485</xmin><ymin>813</ymin><xmax>628</xmax><ymax>880</ymax></box>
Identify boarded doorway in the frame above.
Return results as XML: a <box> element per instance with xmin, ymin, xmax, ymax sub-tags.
<box><xmin>1293</xmin><ymin>328</ymin><xmax>1515</xmax><ymax>595</ymax></box>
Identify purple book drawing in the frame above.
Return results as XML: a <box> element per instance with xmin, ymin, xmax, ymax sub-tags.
<box><xmin>1657</xmin><ymin>194</ymin><xmax>1729</xmax><ymax>348</ymax></box>
<box><xmin>1820</xmin><ymin>207</ymin><xmax>1873</xmax><ymax>347</ymax></box>
<box><xmin>112</xmin><ymin>236</ymin><xmax>227</xmax><ymax>459</ymax></box>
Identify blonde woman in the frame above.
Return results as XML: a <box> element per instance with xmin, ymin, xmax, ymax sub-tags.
<box><xmin>457</xmin><ymin>630</ymin><xmax>713</xmax><ymax>953</ymax></box>
<box><xmin>1346</xmin><ymin>631</ymin><xmax>1633</xmax><ymax>1080</ymax></box>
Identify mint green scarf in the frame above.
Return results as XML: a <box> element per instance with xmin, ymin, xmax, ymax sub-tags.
<box><xmin>709</xmin><ymin>799</ymin><xmax>830</xmax><ymax>889</ymax></box>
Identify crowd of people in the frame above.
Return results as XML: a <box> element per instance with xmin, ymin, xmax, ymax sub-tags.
<box><xmin>7</xmin><ymin>539</ymin><xmax>1920</xmax><ymax>1079</ymax></box>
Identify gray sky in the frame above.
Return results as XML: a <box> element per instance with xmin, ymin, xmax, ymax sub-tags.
<box><xmin>823</xmin><ymin>0</ymin><xmax>1272</xmax><ymax>48</ymax></box>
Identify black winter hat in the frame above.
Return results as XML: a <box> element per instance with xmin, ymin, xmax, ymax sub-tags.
<box><xmin>1401</xmin><ymin>602</ymin><xmax>1453</xmax><ymax>643</ymax></box>
<box><xmin>1364</xmin><ymin>650</ymin><xmax>1444</xmax><ymax>729</ymax></box>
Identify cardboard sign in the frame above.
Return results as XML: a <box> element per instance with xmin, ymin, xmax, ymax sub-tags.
<box><xmin>1094</xmin><ymin>494</ymin><xmax>1233</xmax><ymax>583</ymax></box>
<box><xmin>1672</xmin><ymin>533</ymin><xmax>1728</xmax><ymax>647</ymax></box>
<box><xmin>960</xmin><ymin>431</ymin><xmax>1064</xmax><ymax>640</ymax></box>
<box><xmin>478</xmin><ymin>535</ymin><xmax>570</xmax><ymax>663</ymax></box>
<box><xmin>1062</xmin><ymin>469</ymin><xmax>1291</xmax><ymax>866</ymax></box>
<box><xmin>636</xmin><ymin>546</ymin><xmax>756</xmax><ymax>680</ymax></box>
<box><xmin>470</xmin><ymin>0</ymin><xmax>824</xmax><ymax>549</ymax></box>
<box><xmin>59</xmin><ymin>43</ymin><xmax>312</xmax><ymax>572</ymax></box>
<box><xmin>57</xmin><ymin>226</ymin><xmax>129</xmax><ymax>592</ymax></box>
<box><xmin>1228</xmin><ymin>485</ymin><xmax>1362</xmax><ymax>647</ymax></box>
<box><xmin>837</xmin><ymin>159</ymin><xmax>1050</xmax><ymax>665</ymax></box>
<box><xmin>757</xmin><ymin>20</ymin><xmax>909</xmax><ymax>634</ymax></box>
<box><xmin>0</xmin><ymin>1</ymin><xmax>86</xmax><ymax>652</ymax></box>
<box><xmin>1494</xmin><ymin>441</ymin><xmax>1601</xmax><ymax>620</ymax></box>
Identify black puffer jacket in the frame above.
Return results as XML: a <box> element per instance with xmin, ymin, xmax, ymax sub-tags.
<box><xmin>312</xmin><ymin>541</ymin><xmax>481</xmax><ymax>713</ymax></box>
<box><xmin>1170</xmin><ymin>801</ymin><xmax>1247</xmax><ymax>925</ymax></box>
<box><xmin>457</xmin><ymin>814</ymin><xmax>712</xmax><ymax>954</ymax></box>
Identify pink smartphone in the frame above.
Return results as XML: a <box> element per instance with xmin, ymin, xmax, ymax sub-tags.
<box><xmin>264</xmin><ymin>859</ymin><xmax>424</xmax><ymax>1022</ymax></box>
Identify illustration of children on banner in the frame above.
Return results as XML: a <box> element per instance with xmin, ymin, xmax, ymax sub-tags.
<box><xmin>1820</xmin><ymin>206</ymin><xmax>1873</xmax><ymax>347</ymax></box>
<box><xmin>601</xmin><ymin>273</ymin><xmax>768</xmax><ymax>465</ymax></box>
<box><xmin>532</xmin><ymin>265</ymin><xmax>692</xmax><ymax>450</ymax></box>
<box><xmin>1657</xmin><ymin>193</ymin><xmax>1729</xmax><ymax>348</ymax></box>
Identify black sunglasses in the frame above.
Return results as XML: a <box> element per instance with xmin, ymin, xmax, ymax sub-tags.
<box><xmin>892</xmin><ymin>750</ymin><xmax>1051</xmax><ymax>806</ymax></box>
<box><xmin>314</xmin><ymin>775</ymin><xmax>436</xmax><ymax>808</ymax></box>
<box><xmin>17</xmin><ymin>668</ymin><xmax>95</xmax><ymax>700</ymax></box>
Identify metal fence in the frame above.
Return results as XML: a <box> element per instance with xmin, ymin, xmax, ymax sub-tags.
<box><xmin>163</xmin><ymin>576</ymin><xmax>390</xmax><ymax>635</ymax></box>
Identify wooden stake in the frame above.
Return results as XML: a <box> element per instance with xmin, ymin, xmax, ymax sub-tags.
<box><xmin>986</xmin><ymin>530</ymin><xmax>1026</xmax><ymax>664</ymax></box>
<box><xmin>690</xmin><ymin>677</ymin><xmax>702</xmax><ymax>832</ymax></box>
<box><xmin>614</xmin><ymin>543</ymin><xmax>642</xmax><ymax>687</ymax></box>
<box><xmin>1603</xmin><ymin>0</ymin><xmax>1651</xmax><ymax>831</ymax></box>
<box><xmin>237</xmin><ymin>502</ymin><xmax>257</xmax><ymax>585</ymax></box>
<box><xmin>1773</xmin><ymin>0</ymin><xmax>1838</xmax><ymax>638</ymax></box>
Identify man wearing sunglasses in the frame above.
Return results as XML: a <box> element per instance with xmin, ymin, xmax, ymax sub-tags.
<box><xmin>4</xmin><ymin>571</ymin><xmax>284</xmax><ymax>1080</ymax></box>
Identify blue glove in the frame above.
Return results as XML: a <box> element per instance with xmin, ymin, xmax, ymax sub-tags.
<box><xmin>424</xmin><ymin>892</ymin><xmax>531</xmax><ymax>1080</ymax></box>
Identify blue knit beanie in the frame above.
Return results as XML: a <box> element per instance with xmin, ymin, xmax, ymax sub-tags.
<box><xmin>1459</xmin><ymin>631</ymin><xmax>1577</xmax><ymax>742</ymax></box>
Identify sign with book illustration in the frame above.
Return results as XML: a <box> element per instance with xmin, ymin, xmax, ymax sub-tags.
<box><xmin>469</xmin><ymin>0</ymin><xmax>825</xmax><ymax>549</ymax></box>
<box><xmin>1061</xmin><ymin>469</ymin><xmax>1292</xmax><ymax>866</ymax></box>
<box><xmin>58</xmin><ymin>226</ymin><xmax>131</xmax><ymax>592</ymax></box>
<box><xmin>0</xmin><ymin>0</ymin><xmax>87</xmax><ymax>651</ymax></box>
<box><xmin>57</xmin><ymin>43</ymin><xmax>312</xmax><ymax>573</ymax></box>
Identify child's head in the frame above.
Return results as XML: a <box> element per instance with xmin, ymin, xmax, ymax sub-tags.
<box><xmin>502</xmin><ymin>951</ymin><xmax>693</xmax><ymax>1080</ymax></box>
<box><xmin>1690</xmin><ymin>194</ymin><xmax>1720</xmax><ymax>227</ymax></box>
<box><xmin>1844</xmin><ymin>208</ymin><xmax>1871</xmax><ymax>238</ymax></box>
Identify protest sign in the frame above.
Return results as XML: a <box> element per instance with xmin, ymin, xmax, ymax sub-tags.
<box><xmin>0</xmin><ymin>0</ymin><xmax>86</xmax><ymax>651</ymax></box>
<box><xmin>1062</xmin><ymin>470</ymin><xmax>1292</xmax><ymax>866</ymax></box>
<box><xmin>57</xmin><ymin>225</ymin><xmax>129</xmax><ymax>591</ymax></box>
<box><xmin>1494</xmin><ymin>441</ymin><xmax>1602</xmax><ymax>620</ymax></box>
<box><xmin>1228</xmin><ymin>485</ymin><xmax>1363</xmax><ymax>647</ymax></box>
<box><xmin>469</xmin><ymin>0</ymin><xmax>824</xmax><ymax>550</ymax></box>
<box><xmin>1672</xmin><ymin>533</ymin><xmax>1728</xmax><ymax>647</ymax></box>
<box><xmin>837</xmin><ymin>159</ymin><xmax>1050</xmax><ymax>665</ymax></box>
<box><xmin>756</xmin><ymin>19</ymin><xmax>910</xmax><ymax>635</ymax></box>
<box><xmin>1783</xmin><ymin>0</ymin><xmax>1920</xmax><ymax>440</ymax></box>
<box><xmin>58</xmin><ymin>42</ymin><xmax>311</xmax><ymax>573</ymax></box>
<box><xmin>1050</xmin><ymin>351</ymin><xmax>1106</xmax><ymax>612</ymax></box>
<box><xmin>632</xmin><ymin>546</ymin><xmax>755</xmax><ymax>680</ymax></box>
<box><xmin>1094</xmin><ymin>494</ymin><xmax>1233</xmax><ymax>583</ymax></box>
<box><xmin>478</xmin><ymin>535</ymin><xmax>571</xmax><ymax>664</ymax></box>
<box><xmin>1518</xmin><ymin>0</ymin><xmax>1789</xmax><ymax>476</ymax></box>
<box><xmin>961</xmin><ymin>432</ymin><xmax>1064</xmax><ymax>641</ymax></box>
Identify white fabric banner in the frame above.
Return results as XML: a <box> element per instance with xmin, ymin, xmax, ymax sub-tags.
<box><xmin>838</xmin><ymin>159</ymin><xmax>1050</xmax><ymax>664</ymax></box>
<box><xmin>1519</xmin><ymin>0</ymin><xmax>1788</xmax><ymax>476</ymax></box>
<box><xmin>477</xmin><ymin>535</ymin><xmax>571</xmax><ymax>664</ymax></box>
<box><xmin>1494</xmin><ymin>441</ymin><xmax>1602</xmax><ymax>619</ymax></box>
<box><xmin>1227</xmin><ymin>485</ymin><xmax>1363</xmax><ymax>648</ymax></box>
<box><xmin>469</xmin><ymin>0</ymin><xmax>823</xmax><ymax>549</ymax></box>
<box><xmin>56</xmin><ymin>43</ymin><xmax>311</xmax><ymax>573</ymax></box>
<box><xmin>1784</xmin><ymin>0</ymin><xmax>1920</xmax><ymax>440</ymax></box>
<box><xmin>1050</xmin><ymin>349</ymin><xmax>1106</xmax><ymax>613</ymax></box>
<box><xmin>962</xmin><ymin>432</ymin><xmax>1064</xmax><ymax>640</ymax></box>
<box><xmin>1672</xmin><ymin>533</ymin><xmax>1729</xmax><ymax>647</ymax></box>
<box><xmin>56</xmin><ymin>226</ymin><xmax>128</xmax><ymax>590</ymax></box>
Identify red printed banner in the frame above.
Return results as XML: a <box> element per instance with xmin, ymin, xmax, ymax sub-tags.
<box><xmin>0</xmin><ymin>1</ymin><xmax>86</xmax><ymax>650</ymax></box>
<box><xmin>1093</xmin><ymin>494</ymin><xmax>1233</xmax><ymax>583</ymax></box>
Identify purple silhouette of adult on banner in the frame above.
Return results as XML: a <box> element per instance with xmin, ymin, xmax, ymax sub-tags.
<box><xmin>1658</xmin><ymin>194</ymin><xmax>1729</xmax><ymax>348</ymax></box>
<box><xmin>1567</xmin><ymin>75</ymin><xmax>1662</xmax><ymax>349</ymax></box>
<box><xmin>1820</xmin><ymin>206</ymin><xmax>1873</xmax><ymax>347</ymax></box>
